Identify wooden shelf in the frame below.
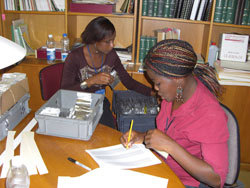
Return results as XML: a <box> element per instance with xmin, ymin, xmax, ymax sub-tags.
<box><xmin>4</xmin><ymin>10</ymin><xmax>65</xmax><ymax>15</ymax></box>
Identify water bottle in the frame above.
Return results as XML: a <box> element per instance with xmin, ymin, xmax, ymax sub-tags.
<box><xmin>60</xmin><ymin>33</ymin><xmax>69</xmax><ymax>62</ymax></box>
<box><xmin>208</xmin><ymin>42</ymin><xmax>219</xmax><ymax>67</ymax></box>
<box><xmin>6</xmin><ymin>156</ymin><xmax>30</xmax><ymax>188</ymax></box>
<box><xmin>46</xmin><ymin>34</ymin><xmax>56</xmax><ymax>64</ymax></box>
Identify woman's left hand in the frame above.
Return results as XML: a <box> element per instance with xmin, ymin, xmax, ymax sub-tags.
<box><xmin>144</xmin><ymin>129</ymin><xmax>175</xmax><ymax>153</ymax></box>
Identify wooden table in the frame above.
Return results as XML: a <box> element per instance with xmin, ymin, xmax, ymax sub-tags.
<box><xmin>0</xmin><ymin>112</ymin><xmax>184</xmax><ymax>188</ymax></box>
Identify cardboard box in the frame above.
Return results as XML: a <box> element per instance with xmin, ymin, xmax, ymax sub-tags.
<box><xmin>219</xmin><ymin>33</ymin><xmax>249</xmax><ymax>62</ymax></box>
<box><xmin>0</xmin><ymin>78</ymin><xmax>29</xmax><ymax>115</ymax></box>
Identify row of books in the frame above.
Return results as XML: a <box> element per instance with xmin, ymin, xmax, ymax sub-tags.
<box><xmin>139</xmin><ymin>36</ymin><xmax>157</xmax><ymax>63</ymax></box>
<box><xmin>139</xmin><ymin>28</ymin><xmax>180</xmax><ymax>63</ymax></box>
<box><xmin>11</xmin><ymin>19</ymin><xmax>35</xmax><ymax>56</ymax></box>
<box><xmin>120</xmin><ymin>0</ymin><xmax>135</xmax><ymax>14</ymax></box>
<box><xmin>4</xmin><ymin>0</ymin><xmax>65</xmax><ymax>11</ymax></box>
<box><xmin>214</xmin><ymin>0</ymin><xmax>250</xmax><ymax>25</ymax></box>
<box><xmin>141</xmin><ymin>0</ymin><xmax>213</xmax><ymax>21</ymax></box>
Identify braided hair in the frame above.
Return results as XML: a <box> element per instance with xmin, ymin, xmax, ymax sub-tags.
<box><xmin>145</xmin><ymin>39</ymin><xmax>223</xmax><ymax>98</ymax></box>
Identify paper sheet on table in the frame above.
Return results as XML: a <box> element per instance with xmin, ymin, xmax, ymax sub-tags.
<box><xmin>57</xmin><ymin>168</ymin><xmax>168</xmax><ymax>188</ymax></box>
<box><xmin>85</xmin><ymin>144</ymin><xmax>161</xmax><ymax>169</ymax></box>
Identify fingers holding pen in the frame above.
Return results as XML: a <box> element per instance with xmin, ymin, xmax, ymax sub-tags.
<box><xmin>120</xmin><ymin>131</ymin><xmax>145</xmax><ymax>149</ymax></box>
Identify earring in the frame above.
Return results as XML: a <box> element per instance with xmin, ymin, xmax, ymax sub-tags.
<box><xmin>176</xmin><ymin>85</ymin><xmax>184</xmax><ymax>103</ymax></box>
<box><xmin>94</xmin><ymin>43</ymin><xmax>99</xmax><ymax>54</ymax></box>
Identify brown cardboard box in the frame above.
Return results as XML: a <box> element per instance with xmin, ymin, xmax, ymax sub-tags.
<box><xmin>0</xmin><ymin>78</ymin><xmax>29</xmax><ymax>115</ymax></box>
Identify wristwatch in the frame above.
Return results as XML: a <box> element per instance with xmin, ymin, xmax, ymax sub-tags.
<box><xmin>80</xmin><ymin>81</ymin><xmax>88</xmax><ymax>89</ymax></box>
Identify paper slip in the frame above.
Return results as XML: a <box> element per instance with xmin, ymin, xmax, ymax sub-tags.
<box><xmin>58</xmin><ymin>168</ymin><xmax>168</xmax><ymax>188</ymax></box>
<box><xmin>85</xmin><ymin>144</ymin><xmax>161</xmax><ymax>169</ymax></box>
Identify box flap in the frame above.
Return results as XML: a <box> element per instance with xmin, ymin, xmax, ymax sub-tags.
<box><xmin>0</xmin><ymin>78</ymin><xmax>29</xmax><ymax>115</ymax></box>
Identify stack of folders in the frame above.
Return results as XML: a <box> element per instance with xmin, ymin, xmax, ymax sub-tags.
<box><xmin>214</xmin><ymin>60</ymin><xmax>250</xmax><ymax>87</ymax></box>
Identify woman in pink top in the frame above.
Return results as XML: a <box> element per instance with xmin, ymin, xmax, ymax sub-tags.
<box><xmin>121</xmin><ymin>40</ymin><xmax>229</xmax><ymax>188</ymax></box>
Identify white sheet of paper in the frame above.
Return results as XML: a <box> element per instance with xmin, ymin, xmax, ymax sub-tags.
<box><xmin>0</xmin><ymin>118</ymin><xmax>37</xmax><ymax>170</ymax></box>
<box><xmin>85</xmin><ymin>144</ymin><xmax>161</xmax><ymax>169</ymax></box>
<box><xmin>58</xmin><ymin>168</ymin><xmax>168</xmax><ymax>188</ymax></box>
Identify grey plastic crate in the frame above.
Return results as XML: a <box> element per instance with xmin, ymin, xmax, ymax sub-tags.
<box><xmin>112</xmin><ymin>90</ymin><xmax>158</xmax><ymax>133</ymax></box>
<box><xmin>35</xmin><ymin>89</ymin><xmax>104</xmax><ymax>140</ymax></box>
<box><xmin>0</xmin><ymin>93</ymin><xmax>31</xmax><ymax>141</ymax></box>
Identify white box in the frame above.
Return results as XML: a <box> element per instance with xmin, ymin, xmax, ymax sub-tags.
<box><xmin>219</xmin><ymin>34</ymin><xmax>249</xmax><ymax>62</ymax></box>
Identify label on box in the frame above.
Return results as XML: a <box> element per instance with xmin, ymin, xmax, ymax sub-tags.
<box><xmin>219</xmin><ymin>34</ymin><xmax>249</xmax><ymax>62</ymax></box>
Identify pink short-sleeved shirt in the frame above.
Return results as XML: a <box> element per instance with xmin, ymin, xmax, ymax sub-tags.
<box><xmin>156</xmin><ymin>78</ymin><xmax>229</xmax><ymax>187</ymax></box>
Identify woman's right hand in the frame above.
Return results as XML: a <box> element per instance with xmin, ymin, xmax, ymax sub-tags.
<box><xmin>120</xmin><ymin>131</ymin><xmax>146</xmax><ymax>148</ymax></box>
<box><xmin>87</xmin><ymin>72</ymin><xmax>114</xmax><ymax>86</ymax></box>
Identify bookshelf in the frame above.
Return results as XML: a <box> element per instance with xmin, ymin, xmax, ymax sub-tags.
<box><xmin>136</xmin><ymin>0</ymin><xmax>250</xmax><ymax>63</ymax></box>
<box><xmin>0</xmin><ymin>0</ymin><xmax>138</xmax><ymax>62</ymax></box>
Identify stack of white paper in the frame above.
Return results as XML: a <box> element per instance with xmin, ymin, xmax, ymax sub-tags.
<box><xmin>85</xmin><ymin>144</ymin><xmax>161</xmax><ymax>169</ymax></box>
<box><xmin>58</xmin><ymin>168</ymin><xmax>169</xmax><ymax>188</ymax></box>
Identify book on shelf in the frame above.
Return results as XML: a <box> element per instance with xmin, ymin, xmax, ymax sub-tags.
<box><xmin>176</xmin><ymin>0</ymin><xmax>184</xmax><ymax>18</ymax></box>
<box><xmin>11</xmin><ymin>19</ymin><xmax>35</xmax><ymax>55</ymax></box>
<box><xmin>200</xmin><ymin>0</ymin><xmax>209</xmax><ymax>20</ymax></box>
<box><xmin>147</xmin><ymin>0</ymin><xmax>154</xmax><ymax>17</ymax></box>
<box><xmin>234</xmin><ymin>0</ymin><xmax>244</xmax><ymax>24</ymax></box>
<box><xmin>225</xmin><ymin>0</ymin><xmax>237</xmax><ymax>24</ymax></box>
<box><xmin>156</xmin><ymin>0</ymin><xmax>165</xmax><ymax>17</ymax></box>
<box><xmin>155</xmin><ymin>27</ymin><xmax>181</xmax><ymax>42</ymax></box>
<box><xmin>168</xmin><ymin>0</ymin><xmax>176</xmax><ymax>18</ymax></box>
<box><xmin>242</xmin><ymin>0</ymin><xmax>250</xmax><ymax>25</ymax></box>
<box><xmin>190</xmin><ymin>0</ymin><xmax>200</xmax><ymax>20</ymax></box>
<box><xmin>220</xmin><ymin>60</ymin><xmax>250</xmax><ymax>71</ymax></box>
<box><xmin>172</xmin><ymin>0</ymin><xmax>179</xmax><ymax>18</ymax></box>
<box><xmin>142</xmin><ymin>0</ymin><xmax>148</xmax><ymax>16</ymax></box>
<box><xmin>183</xmin><ymin>0</ymin><xmax>194</xmax><ymax>20</ymax></box>
<box><xmin>214</xmin><ymin>0</ymin><xmax>225</xmax><ymax>23</ymax></box>
<box><xmin>180</xmin><ymin>0</ymin><xmax>189</xmax><ymax>19</ymax></box>
<box><xmin>221</xmin><ymin>0</ymin><xmax>228</xmax><ymax>23</ymax></box>
<box><xmin>120</xmin><ymin>0</ymin><xmax>134</xmax><ymax>14</ymax></box>
<box><xmin>196</xmin><ymin>0</ymin><xmax>206</xmax><ymax>20</ymax></box>
<box><xmin>203</xmin><ymin>0</ymin><xmax>213</xmax><ymax>21</ymax></box>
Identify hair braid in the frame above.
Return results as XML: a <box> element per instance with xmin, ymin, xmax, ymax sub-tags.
<box><xmin>145</xmin><ymin>39</ymin><xmax>222</xmax><ymax>98</ymax></box>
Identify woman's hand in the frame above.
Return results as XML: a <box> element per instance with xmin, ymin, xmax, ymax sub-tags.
<box><xmin>87</xmin><ymin>72</ymin><xmax>114</xmax><ymax>86</ymax></box>
<box><xmin>144</xmin><ymin>129</ymin><xmax>175</xmax><ymax>153</ymax></box>
<box><xmin>120</xmin><ymin>130</ymin><xmax>146</xmax><ymax>148</ymax></box>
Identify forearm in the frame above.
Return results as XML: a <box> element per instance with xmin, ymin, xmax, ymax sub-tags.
<box><xmin>169</xmin><ymin>142</ymin><xmax>221</xmax><ymax>188</ymax></box>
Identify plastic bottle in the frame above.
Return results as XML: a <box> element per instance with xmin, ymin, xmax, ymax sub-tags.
<box><xmin>208</xmin><ymin>42</ymin><xmax>219</xmax><ymax>67</ymax></box>
<box><xmin>6</xmin><ymin>156</ymin><xmax>30</xmax><ymax>188</ymax></box>
<box><xmin>60</xmin><ymin>33</ymin><xmax>70</xmax><ymax>62</ymax></box>
<box><xmin>46</xmin><ymin>34</ymin><xmax>56</xmax><ymax>64</ymax></box>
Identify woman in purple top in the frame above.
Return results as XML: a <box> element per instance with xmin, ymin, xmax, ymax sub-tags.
<box><xmin>121</xmin><ymin>39</ymin><xmax>229</xmax><ymax>188</ymax></box>
<box><xmin>61</xmin><ymin>16</ymin><xmax>153</xmax><ymax>129</ymax></box>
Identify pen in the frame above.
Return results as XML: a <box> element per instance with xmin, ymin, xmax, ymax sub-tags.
<box><xmin>126</xmin><ymin>119</ymin><xmax>134</xmax><ymax>149</ymax></box>
<box><xmin>68</xmin><ymin>157</ymin><xmax>92</xmax><ymax>171</ymax></box>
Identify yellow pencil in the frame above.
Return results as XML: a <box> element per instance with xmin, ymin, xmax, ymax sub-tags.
<box><xmin>126</xmin><ymin>119</ymin><xmax>134</xmax><ymax>149</ymax></box>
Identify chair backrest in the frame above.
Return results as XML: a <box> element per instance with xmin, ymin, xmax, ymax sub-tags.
<box><xmin>220</xmin><ymin>103</ymin><xmax>240</xmax><ymax>187</ymax></box>
<box><xmin>39</xmin><ymin>63</ymin><xmax>64</xmax><ymax>100</ymax></box>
